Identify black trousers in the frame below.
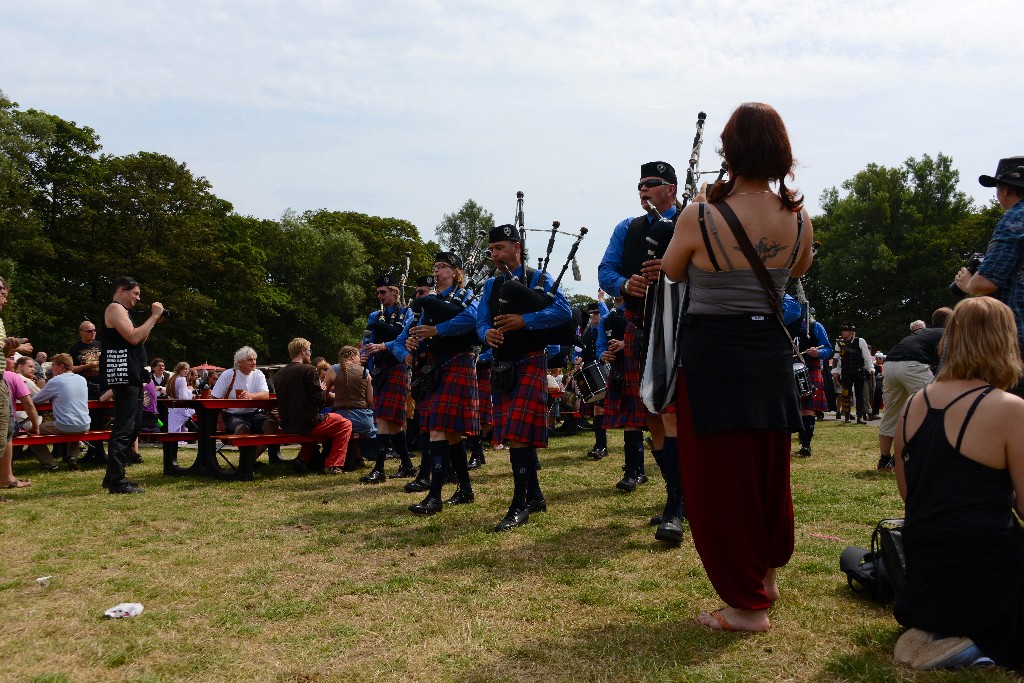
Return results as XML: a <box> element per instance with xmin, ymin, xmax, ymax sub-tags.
<box><xmin>103</xmin><ymin>386</ymin><xmax>142</xmax><ymax>489</ymax></box>
<box><xmin>841</xmin><ymin>371</ymin><xmax>868</xmax><ymax>417</ymax></box>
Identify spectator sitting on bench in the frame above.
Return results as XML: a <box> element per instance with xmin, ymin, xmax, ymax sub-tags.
<box><xmin>274</xmin><ymin>337</ymin><xmax>353</xmax><ymax>474</ymax></box>
<box><xmin>29</xmin><ymin>353</ymin><xmax>90</xmax><ymax>471</ymax></box>
<box><xmin>16</xmin><ymin>356</ymin><xmax>45</xmax><ymax>390</ymax></box>
<box><xmin>211</xmin><ymin>346</ymin><xmax>276</xmax><ymax>435</ymax></box>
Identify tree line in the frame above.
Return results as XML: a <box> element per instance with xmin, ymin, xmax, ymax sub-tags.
<box><xmin>1</xmin><ymin>89</ymin><xmax>1000</xmax><ymax>364</ymax></box>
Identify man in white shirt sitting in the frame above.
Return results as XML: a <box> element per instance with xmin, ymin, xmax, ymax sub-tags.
<box><xmin>210</xmin><ymin>346</ymin><xmax>277</xmax><ymax>434</ymax></box>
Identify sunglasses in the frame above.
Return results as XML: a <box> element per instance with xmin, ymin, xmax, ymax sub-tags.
<box><xmin>638</xmin><ymin>178</ymin><xmax>671</xmax><ymax>190</ymax></box>
<box><xmin>376</xmin><ymin>289</ymin><xmax>390</xmax><ymax>295</ymax></box>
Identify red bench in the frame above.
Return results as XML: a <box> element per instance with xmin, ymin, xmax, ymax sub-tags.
<box><xmin>216</xmin><ymin>432</ymin><xmax>368</xmax><ymax>481</ymax></box>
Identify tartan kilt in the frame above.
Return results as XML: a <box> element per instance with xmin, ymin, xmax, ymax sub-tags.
<box><xmin>424</xmin><ymin>352</ymin><xmax>480</xmax><ymax>435</ymax></box>
<box><xmin>373</xmin><ymin>363</ymin><xmax>409</xmax><ymax>424</ymax></box>
<box><xmin>476</xmin><ymin>364</ymin><xmax>493</xmax><ymax>426</ymax></box>
<box><xmin>491</xmin><ymin>351</ymin><xmax>549</xmax><ymax>447</ymax></box>
<box><xmin>602</xmin><ymin>320</ymin><xmax>647</xmax><ymax>429</ymax></box>
<box><xmin>802</xmin><ymin>361</ymin><xmax>829</xmax><ymax>413</ymax></box>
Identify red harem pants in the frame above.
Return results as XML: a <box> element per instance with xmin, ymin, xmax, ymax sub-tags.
<box><xmin>675</xmin><ymin>372</ymin><xmax>794</xmax><ymax>611</ymax></box>
<box><xmin>299</xmin><ymin>412</ymin><xmax>353</xmax><ymax>468</ymax></box>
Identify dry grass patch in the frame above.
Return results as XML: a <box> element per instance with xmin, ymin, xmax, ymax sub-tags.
<box><xmin>2</xmin><ymin>423</ymin><xmax>1022</xmax><ymax>682</ymax></box>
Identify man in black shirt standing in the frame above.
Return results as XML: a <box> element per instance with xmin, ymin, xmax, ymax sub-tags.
<box><xmin>100</xmin><ymin>276</ymin><xmax>164</xmax><ymax>494</ymax></box>
<box><xmin>69</xmin><ymin>320</ymin><xmax>108</xmax><ymax>463</ymax></box>
<box><xmin>876</xmin><ymin>307</ymin><xmax>951</xmax><ymax>471</ymax></box>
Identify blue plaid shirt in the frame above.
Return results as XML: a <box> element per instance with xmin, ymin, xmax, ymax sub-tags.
<box><xmin>977</xmin><ymin>198</ymin><xmax>1024</xmax><ymax>345</ymax></box>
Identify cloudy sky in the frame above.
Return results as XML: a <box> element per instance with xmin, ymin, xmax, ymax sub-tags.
<box><xmin>3</xmin><ymin>0</ymin><xmax>1020</xmax><ymax>296</ymax></box>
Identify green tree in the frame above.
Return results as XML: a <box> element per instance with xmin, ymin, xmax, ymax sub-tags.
<box><xmin>435</xmin><ymin>199</ymin><xmax>494</xmax><ymax>265</ymax></box>
<box><xmin>806</xmin><ymin>153</ymin><xmax>996</xmax><ymax>350</ymax></box>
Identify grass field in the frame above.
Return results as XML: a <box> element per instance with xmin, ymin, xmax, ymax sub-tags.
<box><xmin>2</xmin><ymin>421</ymin><xmax>1021</xmax><ymax>683</ymax></box>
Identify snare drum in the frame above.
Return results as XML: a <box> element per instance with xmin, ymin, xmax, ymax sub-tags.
<box><xmin>573</xmin><ymin>361</ymin><xmax>609</xmax><ymax>404</ymax></box>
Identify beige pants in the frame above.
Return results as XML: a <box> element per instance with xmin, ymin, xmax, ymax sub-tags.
<box><xmin>28</xmin><ymin>422</ymin><xmax>87</xmax><ymax>466</ymax></box>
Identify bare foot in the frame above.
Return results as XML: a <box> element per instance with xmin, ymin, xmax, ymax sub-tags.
<box><xmin>696</xmin><ymin>607</ymin><xmax>770</xmax><ymax>633</ymax></box>
<box><xmin>764</xmin><ymin>568</ymin><xmax>780</xmax><ymax>602</ymax></box>
<box><xmin>3</xmin><ymin>478</ymin><xmax>32</xmax><ymax>489</ymax></box>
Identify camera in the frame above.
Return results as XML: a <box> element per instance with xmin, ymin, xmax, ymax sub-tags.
<box><xmin>161</xmin><ymin>308</ymin><xmax>173</xmax><ymax>319</ymax></box>
<box><xmin>949</xmin><ymin>253</ymin><xmax>985</xmax><ymax>297</ymax></box>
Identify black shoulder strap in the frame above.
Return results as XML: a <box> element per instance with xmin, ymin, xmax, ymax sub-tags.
<box><xmin>954</xmin><ymin>386</ymin><xmax>995</xmax><ymax>454</ymax></box>
<box><xmin>697</xmin><ymin>203</ymin><xmax>722</xmax><ymax>272</ymax></box>
<box><xmin>711</xmin><ymin>201</ymin><xmax>799</xmax><ymax>358</ymax></box>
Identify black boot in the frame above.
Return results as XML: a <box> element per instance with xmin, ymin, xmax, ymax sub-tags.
<box><xmin>445</xmin><ymin>439</ymin><xmax>474</xmax><ymax>505</ymax></box>
<box><xmin>466</xmin><ymin>434</ymin><xmax>486</xmax><ymax>469</ymax></box>
<box><xmin>409</xmin><ymin>440</ymin><xmax>448</xmax><ymax>515</ymax></box>
<box><xmin>616</xmin><ymin>430</ymin><xmax>643</xmax><ymax>492</ymax></box>
<box><xmin>392</xmin><ymin>430</ymin><xmax>417</xmax><ymax>477</ymax></box>
<box><xmin>358</xmin><ymin>436</ymin><xmax>385</xmax><ymax>483</ymax></box>
<box><xmin>525</xmin><ymin>447</ymin><xmax>546</xmax><ymax>513</ymax></box>
<box><xmin>797</xmin><ymin>415</ymin><xmax>815</xmax><ymax>457</ymax></box>
<box><xmin>404</xmin><ymin>432</ymin><xmax>432</xmax><ymax>492</ymax></box>
<box><xmin>653</xmin><ymin>437</ymin><xmax>685</xmax><ymax>544</ymax></box>
<box><xmin>588</xmin><ymin>414</ymin><xmax>608</xmax><ymax>459</ymax></box>
<box><xmin>495</xmin><ymin>448</ymin><xmax>531</xmax><ymax>531</ymax></box>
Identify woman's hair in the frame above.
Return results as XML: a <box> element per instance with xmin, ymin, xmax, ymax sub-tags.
<box><xmin>936</xmin><ymin>297</ymin><xmax>1023</xmax><ymax>390</ymax></box>
<box><xmin>338</xmin><ymin>346</ymin><xmax>359</xmax><ymax>363</ymax></box>
<box><xmin>168</xmin><ymin>361</ymin><xmax>190</xmax><ymax>398</ymax></box>
<box><xmin>707</xmin><ymin>102</ymin><xmax>803</xmax><ymax>213</ymax></box>
<box><xmin>233</xmin><ymin>346</ymin><xmax>257</xmax><ymax>368</ymax></box>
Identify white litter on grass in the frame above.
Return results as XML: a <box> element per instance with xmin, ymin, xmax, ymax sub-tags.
<box><xmin>36</xmin><ymin>576</ymin><xmax>51</xmax><ymax>587</ymax></box>
<box><xmin>104</xmin><ymin>603</ymin><xmax>144</xmax><ymax>618</ymax></box>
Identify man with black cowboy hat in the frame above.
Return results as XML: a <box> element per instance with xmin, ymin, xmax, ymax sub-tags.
<box><xmin>362</xmin><ymin>273</ymin><xmax>417</xmax><ymax>478</ymax></box>
<box><xmin>834</xmin><ymin>323</ymin><xmax>874</xmax><ymax>424</ymax></box>
<box><xmin>956</xmin><ymin>156</ymin><xmax>1024</xmax><ymax>395</ymax></box>
<box><xmin>395</xmin><ymin>251</ymin><xmax>480</xmax><ymax>515</ymax></box>
<box><xmin>598</xmin><ymin>161</ymin><xmax>686</xmax><ymax>546</ymax></box>
<box><xmin>476</xmin><ymin>224</ymin><xmax>572</xmax><ymax>531</ymax></box>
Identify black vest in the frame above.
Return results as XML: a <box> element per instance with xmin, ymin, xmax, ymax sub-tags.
<box><xmin>620</xmin><ymin>211</ymin><xmax>678</xmax><ymax>313</ymax></box>
<box><xmin>840</xmin><ymin>336</ymin><xmax>865</xmax><ymax>373</ymax></box>
<box><xmin>99</xmin><ymin>308</ymin><xmax>148</xmax><ymax>388</ymax></box>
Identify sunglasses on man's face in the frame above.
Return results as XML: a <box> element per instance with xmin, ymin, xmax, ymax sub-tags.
<box><xmin>376</xmin><ymin>289</ymin><xmax>390</xmax><ymax>296</ymax></box>
<box><xmin>638</xmin><ymin>179</ymin><xmax>671</xmax><ymax>191</ymax></box>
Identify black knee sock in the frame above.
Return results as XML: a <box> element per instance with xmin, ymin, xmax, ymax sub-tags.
<box><xmin>801</xmin><ymin>415</ymin><xmax>816</xmax><ymax>448</ymax></box>
<box><xmin>393</xmin><ymin>430</ymin><xmax>412</xmax><ymax>468</ymax></box>
<box><xmin>508</xmin><ymin>447</ymin><xmax>531</xmax><ymax>503</ymax></box>
<box><xmin>594</xmin><ymin>414</ymin><xmax>606</xmax><ymax>449</ymax></box>
<box><xmin>526</xmin><ymin>447</ymin><xmax>543</xmax><ymax>502</ymax></box>
<box><xmin>367</xmin><ymin>435</ymin><xmax>384</xmax><ymax>472</ymax></box>
<box><xmin>661</xmin><ymin>436</ymin><xmax>683</xmax><ymax>519</ymax></box>
<box><xmin>450</xmin><ymin>439</ymin><xmax>472</xmax><ymax>491</ymax></box>
<box><xmin>428</xmin><ymin>440</ymin><xmax>450</xmax><ymax>499</ymax></box>
<box><xmin>467</xmin><ymin>434</ymin><xmax>483</xmax><ymax>459</ymax></box>
<box><xmin>623</xmin><ymin>430</ymin><xmax>643</xmax><ymax>476</ymax></box>
<box><xmin>417</xmin><ymin>432</ymin><xmax>431</xmax><ymax>479</ymax></box>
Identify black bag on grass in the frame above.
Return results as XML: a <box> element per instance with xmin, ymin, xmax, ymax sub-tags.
<box><xmin>840</xmin><ymin>518</ymin><xmax>906</xmax><ymax>603</ymax></box>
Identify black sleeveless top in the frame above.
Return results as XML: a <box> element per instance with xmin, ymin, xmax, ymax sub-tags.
<box><xmin>895</xmin><ymin>384</ymin><xmax>1024</xmax><ymax>666</ymax></box>
<box><xmin>99</xmin><ymin>307</ymin><xmax>148</xmax><ymax>388</ymax></box>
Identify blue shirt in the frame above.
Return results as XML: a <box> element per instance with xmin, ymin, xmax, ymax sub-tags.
<box><xmin>32</xmin><ymin>372</ymin><xmax>91</xmax><ymax>431</ymax></box>
<box><xmin>977</xmin><ymin>198</ymin><xmax>1024</xmax><ymax>345</ymax></box>
<box><xmin>392</xmin><ymin>286</ymin><xmax>478</xmax><ymax>363</ymax></box>
<box><xmin>475</xmin><ymin>266</ymin><xmax>572</xmax><ymax>344</ymax></box>
<box><xmin>598</xmin><ymin>205</ymin><xmax>680</xmax><ymax>295</ymax></box>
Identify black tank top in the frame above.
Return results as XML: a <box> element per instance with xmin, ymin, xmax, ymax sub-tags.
<box><xmin>99</xmin><ymin>307</ymin><xmax>148</xmax><ymax>388</ymax></box>
<box><xmin>901</xmin><ymin>384</ymin><xmax>1015</xmax><ymax>532</ymax></box>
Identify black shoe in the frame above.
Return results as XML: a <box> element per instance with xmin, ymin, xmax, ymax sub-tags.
<box><xmin>877</xmin><ymin>455</ymin><xmax>895</xmax><ymax>472</ymax></box>
<box><xmin>409</xmin><ymin>496</ymin><xmax>443</xmax><ymax>515</ymax></box>
<box><xmin>654</xmin><ymin>517</ymin><xmax>684</xmax><ymax>544</ymax></box>
<box><xmin>587</xmin><ymin>447</ymin><xmax>607</xmax><ymax>460</ymax></box>
<box><xmin>467</xmin><ymin>454</ymin><xmax>486</xmax><ymax>470</ymax></box>
<box><xmin>856</xmin><ymin>416</ymin><xmax>867</xmax><ymax>425</ymax></box>
<box><xmin>635</xmin><ymin>473</ymin><xmax>648</xmax><ymax>486</ymax></box>
<box><xmin>649</xmin><ymin>514</ymin><xmax>662</xmax><ymax>526</ymax></box>
<box><xmin>615</xmin><ymin>475</ymin><xmax>638</xmax><ymax>493</ymax></box>
<box><xmin>796</xmin><ymin>446</ymin><xmax>812</xmax><ymax>457</ymax></box>
<box><xmin>359</xmin><ymin>470</ymin><xmax>386</xmax><ymax>484</ymax></box>
<box><xmin>392</xmin><ymin>465</ymin><xmax>418</xmax><ymax>479</ymax></box>
<box><xmin>384</xmin><ymin>448</ymin><xmax>398</xmax><ymax>460</ymax></box>
<box><xmin>446</xmin><ymin>489</ymin><xmax>475</xmax><ymax>505</ymax></box>
<box><xmin>108</xmin><ymin>483</ymin><xmax>144</xmax><ymax>494</ymax></box>
<box><xmin>42</xmin><ymin>463</ymin><xmax>60</xmax><ymax>472</ymax></box>
<box><xmin>844</xmin><ymin>414</ymin><xmax>853</xmax><ymax>423</ymax></box>
<box><xmin>527</xmin><ymin>497</ymin><xmax>547</xmax><ymax>513</ymax></box>
<box><xmin>493</xmin><ymin>503</ymin><xmax>530</xmax><ymax>532</ymax></box>
<box><xmin>65</xmin><ymin>456</ymin><xmax>80</xmax><ymax>472</ymax></box>
<box><xmin>404</xmin><ymin>478</ymin><xmax>430</xmax><ymax>493</ymax></box>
